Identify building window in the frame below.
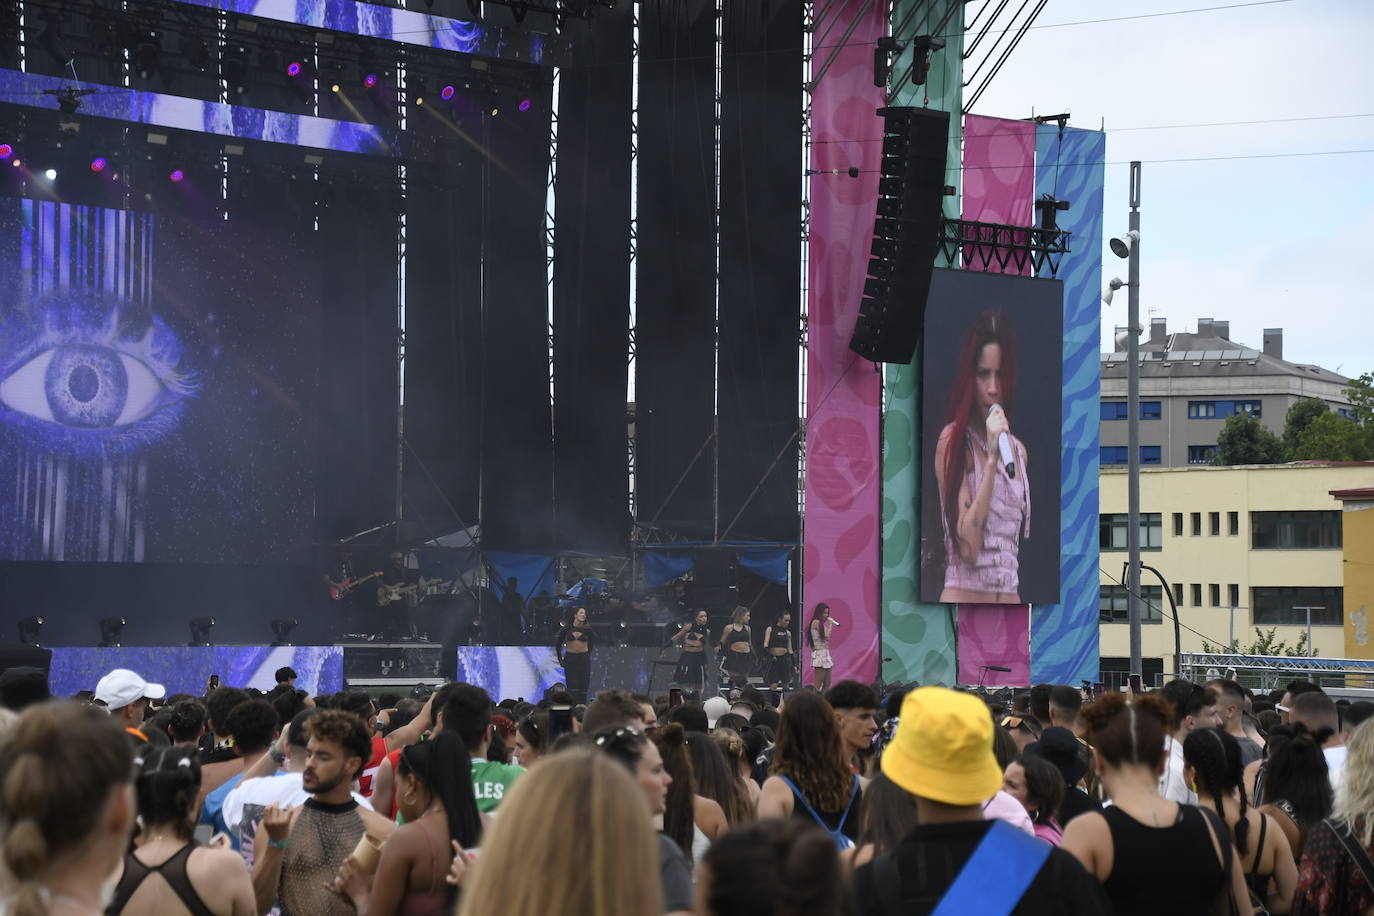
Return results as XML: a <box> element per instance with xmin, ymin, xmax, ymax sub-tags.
<box><xmin>1234</xmin><ymin>400</ymin><xmax>1262</xmax><ymax>418</ymax></box>
<box><xmin>1101</xmin><ymin>446</ymin><xmax>1128</xmax><ymax>466</ymax></box>
<box><xmin>1140</xmin><ymin>446</ymin><xmax>1162</xmax><ymax>465</ymax></box>
<box><xmin>1101</xmin><ymin>401</ymin><xmax>1161</xmax><ymax>421</ymax></box>
<box><xmin>1188</xmin><ymin>400</ymin><xmax>1263</xmax><ymax>419</ymax></box>
<box><xmin>1189</xmin><ymin>401</ymin><xmax>1218</xmax><ymax>419</ymax></box>
<box><xmin>1100</xmin><ymin>513</ymin><xmax>1163</xmax><ymax>551</ymax></box>
<box><xmin>1191</xmin><ymin>513</ymin><xmax>1202</xmax><ymax>536</ymax></box>
<box><xmin>1173</xmin><ymin>582</ymin><xmax>1183</xmax><ymax>607</ymax></box>
<box><xmin>1140</xmin><ymin>401</ymin><xmax>1162</xmax><ymax>420</ymax></box>
<box><xmin>1209</xmin><ymin>512</ymin><xmax>1220</xmax><ymax>536</ymax></box>
<box><xmin>1252</xmin><ymin>586</ymin><xmax>1343</xmax><ymax>626</ymax></box>
<box><xmin>1101</xmin><ymin>402</ymin><xmax>1128</xmax><ymax>421</ymax></box>
<box><xmin>1173</xmin><ymin>513</ymin><xmax>1183</xmax><ymax>537</ymax></box>
<box><xmin>1228</xmin><ymin>584</ymin><xmax>1239</xmax><ymax>607</ymax></box>
<box><xmin>1251</xmin><ymin>511</ymin><xmax>1342</xmax><ymax>549</ymax></box>
<box><xmin>1191</xmin><ymin>583</ymin><xmax>1202</xmax><ymax>606</ymax></box>
<box><xmin>1228</xmin><ymin>511</ymin><xmax>1239</xmax><ymax>536</ymax></box>
<box><xmin>1100</xmin><ymin>585</ymin><xmax>1163</xmax><ymax>623</ymax></box>
<box><xmin>1338</xmin><ymin>407</ymin><xmax>1354</xmax><ymax>419</ymax></box>
<box><xmin>1209</xmin><ymin>584</ymin><xmax>1220</xmax><ymax>607</ymax></box>
<box><xmin>1188</xmin><ymin>445</ymin><xmax>1218</xmax><ymax>465</ymax></box>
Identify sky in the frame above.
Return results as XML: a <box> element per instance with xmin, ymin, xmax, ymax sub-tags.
<box><xmin>970</xmin><ymin>0</ymin><xmax>1374</xmax><ymax>379</ymax></box>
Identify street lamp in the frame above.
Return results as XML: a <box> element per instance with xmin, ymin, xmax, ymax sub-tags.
<box><xmin>1111</xmin><ymin>162</ymin><xmax>1144</xmax><ymax>680</ymax></box>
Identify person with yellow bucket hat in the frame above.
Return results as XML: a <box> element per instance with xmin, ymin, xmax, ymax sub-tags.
<box><xmin>851</xmin><ymin>687</ymin><xmax>1108</xmax><ymax>915</ymax></box>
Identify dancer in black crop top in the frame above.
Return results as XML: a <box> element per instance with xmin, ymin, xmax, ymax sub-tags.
<box><xmin>763</xmin><ymin>611</ymin><xmax>795</xmax><ymax>689</ymax></box>
<box><xmin>671</xmin><ymin>609</ymin><xmax>711</xmax><ymax>695</ymax></box>
<box><xmin>556</xmin><ymin>606</ymin><xmax>595</xmax><ymax>702</ymax></box>
<box><xmin>718</xmin><ymin>607</ymin><xmax>756</xmax><ymax>689</ymax></box>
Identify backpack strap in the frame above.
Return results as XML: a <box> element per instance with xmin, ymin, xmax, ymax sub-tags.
<box><xmin>832</xmin><ymin>776</ymin><xmax>861</xmax><ymax>836</ymax></box>
<box><xmin>930</xmin><ymin>821</ymin><xmax>1050</xmax><ymax>916</ymax></box>
<box><xmin>1328</xmin><ymin>818</ymin><xmax>1374</xmax><ymax>894</ymax></box>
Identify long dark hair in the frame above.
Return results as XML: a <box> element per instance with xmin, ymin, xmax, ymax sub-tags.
<box><xmin>1263</xmin><ymin>722</ymin><xmax>1334</xmax><ymax>829</ymax></box>
<box><xmin>399</xmin><ymin>732</ymin><xmax>483</xmax><ymax>850</ymax></box>
<box><xmin>685</xmin><ymin>730</ymin><xmax>753</xmax><ymax>826</ymax></box>
<box><xmin>135</xmin><ymin>746</ymin><xmax>203</xmax><ymax>838</ymax></box>
<box><xmin>651</xmin><ymin>724</ymin><xmax>697</xmax><ymax>860</ymax></box>
<box><xmin>806</xmin><ymin>603</ymin><xmax>829</xmax><ymax>649</ymax></box>
<box><xmin>857</xmin><ymin>772</ymin><xmax>918</xmax><ymax>855</ymax></box>
<box><xmin>770</xmin><ymin>691</ymin><xmax>853</xmax><ymax>814</ymax></box>
<box><xmin>1183</xmin><ymin>727</ymin><xmax>1251</xmax><ymax>855</ymax></box>
<box><xmin>939</xmin><ymin>309</ymin><xmax>1017</xmax><ymax>542</ymax></box>
<box><xmin>1014</xmin><ymin>754</ymin><xmax>1064</xmax><ymax>826</ymax></box>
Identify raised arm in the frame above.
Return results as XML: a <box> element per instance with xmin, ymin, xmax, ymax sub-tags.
<box><xmin>384</xmin><ymin>691</ymin><xmax>436</xmax><ymax>753</ymax></box>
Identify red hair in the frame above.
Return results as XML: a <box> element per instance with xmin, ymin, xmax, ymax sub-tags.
<box><xmin>939</xmin><ymin>310</ymin><xmax>1017</xmax><ymax>543</ymax></box>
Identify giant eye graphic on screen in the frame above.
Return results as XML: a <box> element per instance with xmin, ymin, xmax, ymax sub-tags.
<box><xmin>0</xmin><ymin>300</ymin><xmax>197</xmax><ymax>457</ymax></box>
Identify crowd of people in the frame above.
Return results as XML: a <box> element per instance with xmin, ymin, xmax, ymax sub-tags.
<box><xmin>1</xmin><ymin>657</ymin><xmax>1372</xmax><ymax>916</ymax></box>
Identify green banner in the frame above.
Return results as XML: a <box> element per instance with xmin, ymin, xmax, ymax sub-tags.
<box><xmin>881</xmin><ymin>0</ymin><xmax>962</xmax><ymax>687</ymax></box>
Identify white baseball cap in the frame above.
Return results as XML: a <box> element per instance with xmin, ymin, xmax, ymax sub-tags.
<box><xmin>703</xmin><ymin>695</ymin><xmax>731</xmax><ymax>729</ymax></box>
<box><xmin>94</xmin><ymin>669</ymin><xmax>166</xmax><ymax>709</ymax></box>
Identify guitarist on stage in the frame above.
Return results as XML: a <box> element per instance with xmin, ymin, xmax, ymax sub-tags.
<box><xmin>376</xmin><ymin>551</ymin><xmax>421</xmax><ymax>638</ymax></box>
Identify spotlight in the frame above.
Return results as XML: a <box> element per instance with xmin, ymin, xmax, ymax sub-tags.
<box><xmin>90</xmin><ymin>157</ymin><xmax>107</xmax><ymax>172</ymax></box>
<box><xmin>10</xmin><ymin>159</ymin><xmax>20</xmax><ymax>168</ymax></box>
<box><xmin>1110</xmin><ymin>229</ymin><xmax>1139</xmax><ymax>259</ymax></box>
<box><xmin>43</xmin><ymin>168</ymin><xmax>56</xmax><ymax>180</ymax></box>
<box><xmin>1102</xmin><ymin>277</ymin><xmax>1125</xmax><ymax>306</ymax></box>
<box><xmin>169</xmin><ymin>168</ymin><xmax>185</xmax><ymax>182</ymax></box>
<box><xmin>0</xmin><ymin>144</ymin><xmax>11</xmax><ymax>159</ymax></box>
<box><xmin>132</xmin><ymin>30</ymin><xmax>161</xmax><ymax>80</ymax></box>
<box><xmin>17</xmin><ymin>615</ymin><xmax>44</xmax><ymax>646</ymax></box>
<box><xmin>286</xmin><ymin>61</ymin><xmax>302</xmax><ymax>77</ymax></box>
<box><xmin>1034</xmin><ymin>193</ymin><xmax>1071</xmax><ymax>231</ymax></box>
<box><xmin>440</xmin><ymin>84</ymin><xmax>455</xmax><ymax>100</ymax></box>
<box><xmin>363</xmin><ymin>73</ymin><xmax>378</xmax><ymax>89</ymax></box>
<box><xmin>271</xmin><ymin>617</ymin><xmax>299</xmax><ymax>646</ymax></box>
<box><xmin>99</xmin><ymin>616</ymin><xmax>127</xmax><ymax>648</ymax></box>
<box><xmin>222</xmin><ymin>44</ymin><xmax>249</xmax><ymax>95</ymax></box>
<box><xmin>331</xmin><ymin>83</ymin><xmax>341</xmax><ymax>93</ymax></box>
<box><xmin>518</xmin><ymin>98</ymin><xmax>532</xmax><ymax>112</ymax></box>
<box><xmin>182</xmin><ymin>35</ymin><xmax>211</xmax><ymax>72</ymax></box>
<box><xmin>188</xmin><ymin>616</ymin><xmax>216</xmax><ymax>646</ymax></box>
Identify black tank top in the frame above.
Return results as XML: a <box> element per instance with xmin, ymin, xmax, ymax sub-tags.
<box><xmin>1101</xmin><ymin>804</ymin><xmax>1227</xmax><ymax>915</ymax></box>
<box><xmin>107</xmin><ymin>843</ymin><xmax>215</xmax><ymax>916</ymax></box>
<box><xmin>768</xmin><ymin>625</ymin><xmax>791</xmax><ymax>649</ymax></box>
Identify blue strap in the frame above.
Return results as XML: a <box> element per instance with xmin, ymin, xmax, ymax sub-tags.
<box><xmin>931</xmin><ymin>820</ymin><xmax>1050</xmax><ymax>916</ymax></box>
<box><xmin>778</xmin><ymin>774</ymin><xmax>859</xmax><ymax>833</ymax></box>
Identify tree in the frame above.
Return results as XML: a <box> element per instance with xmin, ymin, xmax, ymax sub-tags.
<box><xmin>1291</xmin><ymin>411</ymin><xmax>1374</xmax><ymax>461</ymax></box>
<box><xmin>1212</xmin><ymin>412</ymin><xmax>1283</xmax><ymax>466</ymax></box>
<box><xmin>1201</xmin><ymin>627</ymin><xmax>1311</xmax><ymax>657</ymax></box>
<box><xmin>1283</xmin><ymin>398</ymin><xmax>1329</xmax><ymax>456</ymax></box>
<box><xmin>1346</xmin><ymin>372</ymin><xmax>1374</xmax><ymax>427</ymax></box>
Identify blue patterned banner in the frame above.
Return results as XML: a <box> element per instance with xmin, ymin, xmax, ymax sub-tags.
<box><xmin>1030</xmin><ymin>124</ymin><xmax>1105</xmax><ymax>684</ymax></box>
<box><xmin>47</xmin><ymin>645</ymin><xmax>345</xmax><ymax>697</ymax></box>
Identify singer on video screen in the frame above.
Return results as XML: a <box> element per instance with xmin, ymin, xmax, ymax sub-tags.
<box><xmin>933</xmin><ymin>309</ymin><xmax>1030</xmax><ymax>604</ymax></box>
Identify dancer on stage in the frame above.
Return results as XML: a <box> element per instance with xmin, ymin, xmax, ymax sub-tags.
<box><xmin>934</xmin><ymin>309</ymin><xmax>1030</xmax><ymax>604</ymax></box>
<box><xmin>717</xmin><ymin>607</ymin><xmax>755</xmax><ymax>689</ymax></box>
<box><xmin>670</xmin><ymin>609</ymin><xmax>711</xmax><ymax>696</ymax></box>
<box><xmin>808</xmin><ymin>603</ymin><xmax>835</xmax><ymax>692</ymax></box>
<box><xmin>556</xmin><ymin>606</ymin><xmax>595</xmax><ymax>703</ymax></box>
<box><xmin>763</xmin><ymin>610</ymin><xmax>795</xmax><ymax>689</ymax></box>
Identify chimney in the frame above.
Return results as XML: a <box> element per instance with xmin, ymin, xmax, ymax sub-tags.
<box><xmin>1214</xmin><ymin>320</ymin><xmax>1230</xmax><ymax>340</ymax></box>
<box><xmin>1149</xmin><ymin>317</ymin><xmax>1167</xmax><ymax>346</ymax></box>
<box><xmin>1197</xmin><ymin>317</ymin><xmax>1215</xmax><ymax>337</ymax></box>
<box><xmin>1263</xmin><ymin>328</ymin><xmax>1283</xmax><ymax>360</ymax></box>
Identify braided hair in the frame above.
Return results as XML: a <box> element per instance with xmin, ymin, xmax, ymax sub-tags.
<box><xmin>1183</xmin><ymin>727</ymin><xmax>1251</xmax><ymax>855</ymax></box>
<box><xmin>0</xmin><ymin>702</ymin><xmax>133</xmax><ymax>916</ymax></box>
<box><xmin>135</xmin><ymin>745</ymin><xmax>203</xmax><ymax>838</ymax></box>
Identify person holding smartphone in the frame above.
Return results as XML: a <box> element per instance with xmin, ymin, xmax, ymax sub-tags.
<box><xmin>671</xmin><ymin>609</ymin><xmax>712</xmax><ymax>696</ymax></box>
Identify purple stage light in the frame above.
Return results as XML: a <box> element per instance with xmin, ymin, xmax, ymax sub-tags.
<box><xmin>287</xmin><ymin>61</ymin><xmax>302</xmax><ymax>77</ymax></box>
<box><xmin>90</xmin><ymin>157</ymin><xmax>107</xmax><ymax>172</ymax></box>
<box><xmin>0</xmin><ymin>144</ymin><xmax>11</xmax><ymax>159</ymax></box>
<box><xmin>169</xmin><ymin>169</ymin><xmax>185</xmax><ymax>183</ymax></box>
<box><xmin>518</xmin><ymin>98</ymin><xmax>532</xmax><ymax>112</ymax></box>
<box><xmin>363</xmin><ymin>73</ymin><xmax>378</xmax><ymax>89</ymax></box>
<box><xmin>440</xmin><ymin>84</ymin><xmax>456</xmax><ymax>101</ymax></box>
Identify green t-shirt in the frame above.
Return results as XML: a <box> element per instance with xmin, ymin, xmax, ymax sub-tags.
<box><xmin>471</xmin><ymin>758</ymin><xmax>524</xmax><ymax>812</ymax></box>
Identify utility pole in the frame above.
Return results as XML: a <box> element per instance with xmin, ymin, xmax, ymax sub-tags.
<box><xmin>1122</xmin><ymin>162</ymin><xmax>1144</xmax><ymax>678</ymax></box>
<box><xmin>1294</xmin><ymin>606</ymin><xmax>1324</xmax><ymax>658</ymax></box>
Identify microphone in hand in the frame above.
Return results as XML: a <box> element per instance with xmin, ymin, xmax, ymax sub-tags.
<box><xmin>989</xmin><ymin>404</ymin><xmax>1015</xmax><ymax>478</ymax></box>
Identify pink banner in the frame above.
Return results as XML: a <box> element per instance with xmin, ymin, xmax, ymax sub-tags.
<box><xmin>956</xmin><ymin>115</ymin><xmax>1037</xmax><ymax>684</ymax></box>
<box><xmin>801</xmin><ymin>0</ymin><xmax>887</xmax><ymax>685</ymax></box>
<box><xmin>961</xmin><ymin>115</ymin><xmax>1036</xmax><ymax>276</ymax></box>
<box><xmin>957</xmin><ymin>604</ymin><xmax>1031</xmax><ymax>686</ymax></box>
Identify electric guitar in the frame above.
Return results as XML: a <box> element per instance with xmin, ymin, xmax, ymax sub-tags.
<box><xmin>328</xmin><ymin>571</ymin><xmax>383</xmax><ymax>601</ymax></box>
<box><xmin>375</xmin><ymin>578</ymin><xmax>454</xmax><ymax>607</ymax></box>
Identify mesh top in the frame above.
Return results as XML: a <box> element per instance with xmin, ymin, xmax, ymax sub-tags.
<box><xmin>279</xmin><ymin>799</ymin><xmax>365</xmax><ymax>916</ymax></box>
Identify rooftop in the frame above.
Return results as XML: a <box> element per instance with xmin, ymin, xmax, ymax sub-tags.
<box><xmin>1100</xmin><ymin>318</ymin><xmax>1350</xmax><ymax>386</ymax></box>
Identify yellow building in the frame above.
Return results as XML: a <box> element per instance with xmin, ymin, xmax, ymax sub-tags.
<box><xmin>1330</xmin><ymin>486</ymin><xmax>1374</xmax><ymax>660</ymax></box>
<box><xmin>1098</xmin><ymin>462</ymin><xmax>1374</xmax><ymax>681</ymax></box>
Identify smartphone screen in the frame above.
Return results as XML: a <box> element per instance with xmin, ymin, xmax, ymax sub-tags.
<box><xmin>208</xmin><ymin>674</ymin><xmax>220</xmax><ymax>690</ymax></box>
<box><xmin>1127</xmin><ymin>673</ymin><xmax>1143</xmax><ymax>694</ymax></box>
<box><xmin>192</xmin><ymin>824</ymin><xmax>213</xmax><ymax>846</ymax></box>
<box><xmin>1092</xmin><ymin>682</ymin><xmax>1105</xmax><ymax>699</ymax></box>
<box><xmin>668</xmin><ymin>688</ymin><xmax>683</xmax><ymax>708</ymax></box>
<box><xmin>548</xmin><ymin>705</ymin><xmax>573</xmax><ymax>741</ymax></box>
<box><xmin>770</xmin><ymin>689</ymin><xmax>782</xmax><ymax>709</ymax></box>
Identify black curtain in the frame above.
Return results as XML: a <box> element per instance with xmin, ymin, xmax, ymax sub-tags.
<box><xmin>635</xmin><ymin>0</ymin><xmax>718</xmax><ymax>534</ymax></box>
<box><xmin>552</xmin><ymin>6</ymin><xmax>634</xmax><ymax>553</ymax></box>
<box><xmin>479</xmin><ymin>83</ymin><xmax>556</xmax><ymax>551</ymax></box>
<box><xmin>718</xmin><ymin>0</ymin><xmax>803</xmax><ymax>542</ymax></box>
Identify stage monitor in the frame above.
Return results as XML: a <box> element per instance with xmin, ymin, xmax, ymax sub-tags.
<box><xmin>918</xmin><ymin>269</ymin><xmax>1062</xmax><ymax>606</ymax></box>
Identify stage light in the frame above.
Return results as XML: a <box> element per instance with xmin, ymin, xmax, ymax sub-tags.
<box><xmin>331</xmin><ymin>83</ymin><xmax>341</xmax><ymax>93</ymax></box>
<box><xmin>99</xmin><ymin>616</ymin><xmax>127</xmax><ymax>648</ymax></box>
<box><xmin>17</xmin><ymin>616</ymin><xmax>44</xmax><ymax>646</ymax></box>
<box><xmin>286</xmin><ymin>61</ymin><xmax>302</xmax><ymax>77</ymax></box>
<box><xmin>43</xmin><ymin>168</ymin><xmax>56</xmax><ymax>180</ymax></box>
<box><xmin>132</xmin><ymin>31</ymin><xmax>161</xmax><ymax>80</ymax></box>
<box><xmin>0</xmin><ymin>144</ymin><xmax>11</xmax><ymax>159</ymax></box>
<box><xmin>188</xmin><ymin>616</ymin><xmax>216</xmax><ymax>647</ymax></box>
<box><xmin>90</xmin><ymin>157</ymin><xmax>107</xmax><ymax>172</ymax></box>
<box><xmin>271</xmin><ymin>617</ymin><xmax>299</xmax><ymax>646</ymax></box>
<box><xmin>223</xmin><ymin>45</ymin><xmax>249</xmax><ymax>95</ymax></box>
<box><xmin>1102</xmin><ymin>277</ymin><xmax>1125</xmax><ymax>306</ymax></box>
<box><xmin>518</xmin><ymin>98</ymin><xmax>532</xmax><ymax>112</ymax></box>
<box><xmin>182</xmin><ymin>35</ymin><xmax>211</xmax><ymax>72</ymax></box>
<box><xmin>169</xmin><ymin>169</ymin><xmax>185</xmax><ymax>182</ymax></box>
<box><xmin>363</xmin><ymin>73</ymin><xmax>378</xmax><ymax>89</ymax></box>
<box><xmin>440</xmin><ymin>84</ymin><xmax>455</xmax><ymax>100</ymax></box>
<box><xmin>10</xmin><ymin>160</ymin><xmax>20</xmax><ymax>168</ymax></box>
<box><xmin>1110</xmin><ymin>229</ymin><xmax>1139</xmax><ymax>259</ymax></box>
